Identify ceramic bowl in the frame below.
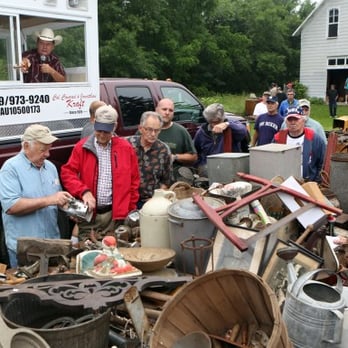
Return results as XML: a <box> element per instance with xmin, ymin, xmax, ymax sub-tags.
<box><xmin>119</xmin><ymin>247</ymin><xmax>176</xmax><ymax>272</ymax></box>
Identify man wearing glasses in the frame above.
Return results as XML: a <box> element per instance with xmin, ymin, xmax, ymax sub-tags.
<box><xmin>279</xmin><ymin>88</ymin><xmax>299</xmax><ymax>117</ymax></box>
<box><xmin>127</xmin><ymin>111</ymin><xmax>172</xmax><ymax>208</ymax></box>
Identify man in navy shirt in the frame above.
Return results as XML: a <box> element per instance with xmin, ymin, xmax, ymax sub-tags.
<box><xmin>251</xmin><ymin>96</ymin><xmax>284</xmax><ymax>147</ymax></box>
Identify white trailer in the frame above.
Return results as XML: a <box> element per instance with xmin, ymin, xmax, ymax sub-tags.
<box><xmin>0</xmin><ymin>0</ymin><xmax>99</xmax><ymax>143</ymax></box>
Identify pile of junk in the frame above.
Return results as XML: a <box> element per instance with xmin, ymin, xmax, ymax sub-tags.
<box><xmin>1</xmin><ymin>169</ymin><xmax>348</xmax><ymax>348</ymax></box>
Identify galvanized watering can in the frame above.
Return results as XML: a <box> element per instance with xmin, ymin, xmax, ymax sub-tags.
<box><xmin>282</xmin><ymin>261</ymin><xmax>345</xmax><ymax>348</ymax></box>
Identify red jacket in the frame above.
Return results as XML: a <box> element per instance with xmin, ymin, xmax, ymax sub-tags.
<box><xmin>60</xmin><ymin>135</ymin><xmax>140</xmax><ymax>220</ymax></box>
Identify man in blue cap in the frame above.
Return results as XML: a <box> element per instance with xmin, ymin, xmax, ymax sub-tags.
<box><xmin>251</xmin><ymin>96</ymin><xmax>284</xmax><ymax>147</ymax></box>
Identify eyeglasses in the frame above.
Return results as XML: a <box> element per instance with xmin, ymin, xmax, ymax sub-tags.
<box><xmin>301</xmin><ymin>106</ymin><xmax>309</xmax><ymax>110</ymax></box>
<box><xmin>143</xmin><ymin>127</ymin><xmax>161</xmax><ymax>134</ymax></box>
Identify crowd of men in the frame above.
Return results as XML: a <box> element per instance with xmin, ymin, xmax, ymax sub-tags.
<box><xmin>251</xmin><ymin>87</ymin><xmax>326</xmax><ymax>184</ymax></box>
<box><xmin>0</xmin><ymin>82</ymin><xmax>328</xmax><ymax>268</ymax></box>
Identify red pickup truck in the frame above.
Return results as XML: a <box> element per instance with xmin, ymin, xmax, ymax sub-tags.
<box><xmin>100</xmin><ymin>78</ymin><xmax>207</xmax><ymax>138</ymax></box>
<box><xmin>0</xmin><ymin>78</ymin><xmax>207</xmax><ymax>169</ymax></box>
<box><xmin>0</xmin><ymin>78</ymin><xmax>249</xmax><ymax>169</ymax></box>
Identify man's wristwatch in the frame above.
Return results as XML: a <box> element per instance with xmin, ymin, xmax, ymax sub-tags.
<box><xmin>173</xmin><ymin>154</ymin><xmax>178</xmax><ymax>162</ymax></box>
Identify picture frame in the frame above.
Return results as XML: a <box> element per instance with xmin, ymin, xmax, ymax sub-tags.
<box><xmin>261</xmin><ymin>239</ymin><xmax>323</xmax><ymax>305</ymax></box>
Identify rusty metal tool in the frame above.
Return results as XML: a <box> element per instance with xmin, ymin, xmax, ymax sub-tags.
<box><xmin>27</xmin><ymin>251</ymin><xmax>62</xmax><ymax>276</ymax></box>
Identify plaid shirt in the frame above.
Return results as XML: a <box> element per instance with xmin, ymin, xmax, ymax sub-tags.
<box><xmin>127</xmin><ymin>135</ymin><xmax>172</xmax><ymax>201</ymax></box>
<box><xmin>22</xmin><ymin>49</ymin><xmax>66</xmax><ymax>83</ymax></box>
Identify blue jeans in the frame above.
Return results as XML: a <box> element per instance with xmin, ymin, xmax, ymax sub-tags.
<box><xmin>8</xmin><ymin>248</ymin><xmax>17</xmax><ymax>268</ymax></box>
<box><xmin>329</xmin><ymin>103</ymin><xmax>337</xmax><ymax>117</ymax></box>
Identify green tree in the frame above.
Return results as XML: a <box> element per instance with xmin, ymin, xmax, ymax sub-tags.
<box><xmin>97</xmin><ymin>0</ymin><xmax>316</xmax><ymax>94</ymax></box>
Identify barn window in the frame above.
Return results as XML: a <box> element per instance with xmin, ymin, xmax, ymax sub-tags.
<box><xmin>328</xmin><ymin>8</ymin><xmax>339</xmax><ymax>38</ymax></box>
<box><xmin>328</xmin><ymin>59</ymin><xmax>336</xmax><ymax>65</ymax></box>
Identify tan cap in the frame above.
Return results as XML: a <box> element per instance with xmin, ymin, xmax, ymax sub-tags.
<box><xmin>22</xmin><ymin>124</ymin><xmax>58</xmax><ymax>144</ymax></box>
<box><xmin>94</xmin><ymin>105</ymin><xmax>118</xmax><ymax>132</ymax></box>
<box><xmin>299</xmin><ymin>98</ymin><xmax>310</xmax><ymax>108</ymax></box>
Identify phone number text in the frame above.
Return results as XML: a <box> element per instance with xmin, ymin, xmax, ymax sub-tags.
<box><xmin>0</xmin><ymin>95</ymin><xmax>49</xmax><ymax>106</ymax></box>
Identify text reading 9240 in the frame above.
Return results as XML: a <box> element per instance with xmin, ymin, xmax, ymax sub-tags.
<box><xmin>0</xmin><ymin>95</ymin><xmax>50</xmax><ymax>106</ymax></box>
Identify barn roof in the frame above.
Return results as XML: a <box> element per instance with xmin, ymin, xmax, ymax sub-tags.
<box><xmin>293</xmin><ymin>0</ymin><xmax>325</xmax><ymax>36</ymax></box>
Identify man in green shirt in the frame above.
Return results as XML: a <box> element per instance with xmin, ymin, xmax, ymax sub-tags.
<box><xmin>155</xmin><ymin>98</ymin><xmax>197</xmax><ymax>181</ymax></box>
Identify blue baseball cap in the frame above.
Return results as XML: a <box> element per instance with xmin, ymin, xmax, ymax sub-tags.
<box><xmin>266</xmin><ymin>96</ymin><xmax>278</xmax><ymax>103</ymax></box>
<box><xmin>286</xmin><ymin>106</ymin><xmax>303</xmax><ymax>119</ymax></box>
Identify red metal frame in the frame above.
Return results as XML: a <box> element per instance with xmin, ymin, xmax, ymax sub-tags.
<box><xmin>193</xmin><ymin>173</ymin><xmax>342</xmax><ymax>252</ymax></box>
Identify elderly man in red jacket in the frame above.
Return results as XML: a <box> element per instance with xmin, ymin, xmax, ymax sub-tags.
<box><xmin>61</xmin><ymin>105</ymin><xmax>140</xmax><ymax>240</ymax></box>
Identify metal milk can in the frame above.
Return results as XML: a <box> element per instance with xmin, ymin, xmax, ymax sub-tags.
<box><xmin>139</xmin><ymin>189</ymin><xmax>176</xmax><ymax>248</ymax></box>
<box><xmin>282</xmin><ymin>267</ymin><xmax>345</xmax><ymax>348</ymax></box>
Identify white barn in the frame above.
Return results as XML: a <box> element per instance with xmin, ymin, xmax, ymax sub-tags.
<box><xmin>293</xmin><ymin>0</ymin><xmax>348</xmax><ymax>100</ymax></box>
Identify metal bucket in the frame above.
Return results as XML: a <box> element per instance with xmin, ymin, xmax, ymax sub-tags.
<box><xmin>167</xmin><ymin>196</ymin><xmax>224</xmax><ymax>274</ymax></box>
<box><xmin>1</xmin><ymin>275</ymin><xmax>110</xmax><ymax>348</ymax></box>
<box><xmin>330</xmin><ymin>153</ymin><xmax>348</xmax><ymax>212</ymax></box>
<box><xmin>0</xmin><ymin>314</ymin><xmax>50</xmax><ymax>348</ymax></box>
<box><xmin>282</xmin><ymin>269</ymin><xmax>345</xmax><ymax>347</ymax></box>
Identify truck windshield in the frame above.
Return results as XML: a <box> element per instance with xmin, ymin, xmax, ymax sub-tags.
<box><xmin>161</xmin><ymin>86</ymin><xmax>204</xmax><ymax>123</ymax></box>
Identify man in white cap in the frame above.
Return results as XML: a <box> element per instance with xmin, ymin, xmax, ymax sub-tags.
<box><xmin>252</xmin><ymin>91</ymin><xmax>271</xmax><ymax>119</ymax></box>
<box><xmin>0</xmin><ymin>124</ymin><xmax>73</xmax><ymax>267</ymax></box>
<box><xmin>21</xmin><ymin>27</ymin><xmax>66</xmax><ymax>82</ymax></box>
<box><xmin>61</xmin><ymin>105</ymin><xmax>140</xmax><ymax>241</ymax></box>
<box><xmin>274</xmin><ymin>107</ymin><xmax>326</xmax><ymax>183</ymax></box>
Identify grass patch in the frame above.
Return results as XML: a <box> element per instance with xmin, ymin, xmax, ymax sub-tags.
<box><xmin>200</xmin><ymin>94</ymin><xmax>348</xmax><ymax>131</ymax></box>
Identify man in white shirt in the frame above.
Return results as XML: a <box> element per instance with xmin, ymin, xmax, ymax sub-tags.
<box><xmin>252</xmin><ymin>91</ymin><xmax>271</xmax><ymax>119</ymax></box>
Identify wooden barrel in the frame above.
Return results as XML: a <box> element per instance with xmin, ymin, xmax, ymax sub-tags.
<box><xmin>150</xmin><ymin>269</ymin><xmax>293</xmax><ymax>348</ymax></box>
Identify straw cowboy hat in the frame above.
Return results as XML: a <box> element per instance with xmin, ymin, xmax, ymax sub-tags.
<box><xmin>33</xmin><ymin>28</ymin><xmax>63</xmax><ymax>46</ymax></box>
